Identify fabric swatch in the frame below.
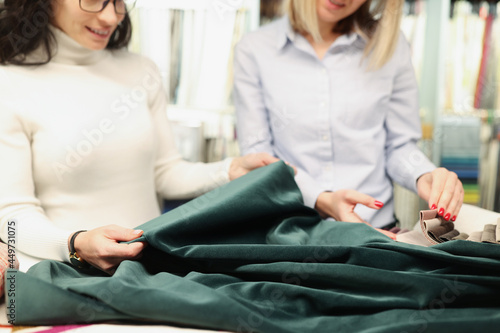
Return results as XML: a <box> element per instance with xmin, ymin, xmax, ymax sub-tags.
<box><xmin>452</xmin><ymin>233</ymin><xmax>470</xmax><ymax>241</ymax></box>
<box><xmin>481</xmin><ymin>224</ymin><xmax>497</xmax><ymax>243</ymax></box>
<box><xmin>419</xmin><ymin>210</ymin><xmax>455</xmax><ymax>245</ymax></box>
<box><xmin>418</xmin><ymin>209</ymin><xmax>500</xmax><ymax>246</ymax></box>
<box><xmin>467</xmin><ymin>231</ymin><xmax>483</xmax><ymax>242</ymax></box>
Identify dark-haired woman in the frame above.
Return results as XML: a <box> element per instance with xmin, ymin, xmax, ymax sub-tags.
<box><xmin>0</xmin><ymin>0</ymin><xmax>281</xmax><ymax>274</ymax></box>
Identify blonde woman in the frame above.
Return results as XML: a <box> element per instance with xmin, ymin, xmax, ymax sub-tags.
<box><xmin>234</xmin><ymin>0</ymin><xmax>464</xmax><ymax>229</ymax></box>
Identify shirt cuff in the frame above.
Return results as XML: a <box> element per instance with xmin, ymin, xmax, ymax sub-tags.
<box><xmin>410</xmin><ymin>159</ymin><xmax>436</xmax><ymax>193</ymax></box>
<box><xmin>294</xmin><ymin>169</ymin><xmax>326</xmax><ymax>208</ymax></box>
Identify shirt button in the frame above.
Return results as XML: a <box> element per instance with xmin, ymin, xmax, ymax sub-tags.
<box><xmin>320</xmin><ymin>102</ymin><xmax>326</xmax><ymax>108</ymax></box>
<box><xmin>322</xmin><ymin>135</ymin><xmax>329</xmax><ymax>141</ymax></box>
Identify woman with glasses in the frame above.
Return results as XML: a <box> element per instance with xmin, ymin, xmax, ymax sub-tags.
<box><xmin>0</xmin><ymin>0</ymin><xmax>281</xmax><ymax>274</ymax></box>
<box><xmin>234</xmin><ymin>0</ymin><xmax>464</xmax><ymax>229</ymax></box>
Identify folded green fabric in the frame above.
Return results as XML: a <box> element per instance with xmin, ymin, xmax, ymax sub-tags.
<box><xmin>7</xmin><ymin>162</ymin><xmax>500</xmax><ymax>332</ymax></box>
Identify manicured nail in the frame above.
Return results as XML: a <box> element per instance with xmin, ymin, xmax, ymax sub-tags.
<box><xmin>438</xmin><ymin>208</ymin><xmax>444</xmax><ymax>216</ymax></box>
<box><xmin>451</xmin><ymin>216</ymin><xmax>456</xmax><ymax>222</ymax></box>
<box><xmin>133</xmin><ymin>229</ymin><xmax>143</xmax><ymax>235</ymax></box>
<box><xmin>444</xmin><ymin>213</ymin><xmax>451</xmax><ymax>221</ymax></box>
<box><xmin>431</xmin><ymin>204</ymin><xmax>437</xmax><ymax>210</ymax></box>
<box><xmin>374</xmin><ymin>201</ymin><xmax>384</xmax><ymax>208</ymax></box>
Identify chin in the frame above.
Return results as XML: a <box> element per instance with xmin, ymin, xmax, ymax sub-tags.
<box><xmin>85</xmin><ymin>41</ymin><xmax>109</xmax><ymax>51</ymax></box>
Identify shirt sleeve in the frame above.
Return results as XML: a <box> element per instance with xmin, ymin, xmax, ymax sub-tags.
<box><xmin>0</xmin><ymin>97</ymin><xmax>73</xmax><ymax>262</ymax></box>
<box><xmin>233</xmin><ymin>37</ymin><xmax>325</xmax><ymax>208</ymax></box>
<box><xmin>144</xmin><ymin>59</ymin><xmax>232</xmax><ymax>200</ymax></box>
<box><xmin>384</xmin><ymin>33</ymin><xmax>436</xmax><ymax>193</ymax></box>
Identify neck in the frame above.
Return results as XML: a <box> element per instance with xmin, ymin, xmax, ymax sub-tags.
<box><xmin>300</xmin><ymin>20</ymin><xmax>343</xmax><ymax>60</ymax></box>
<box><xmin>303</xmin><ymin>21</ymin><xmax>340</xmax><ymax>51</ymax></box>
<box><xmin>317</xmin><ymin>20</ymin><xmax>338</xmax><ymax>43</ymax></box>
<box><xmin>49</xmin><ymin>25</ymin><xmax>108</xmax><ymax>66</ymax></box>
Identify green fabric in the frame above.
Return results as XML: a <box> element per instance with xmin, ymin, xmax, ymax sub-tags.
<box><xmin>7</xmin><ymin>162</ymin><xmax>500</xmax><ymax>332</ymax></box>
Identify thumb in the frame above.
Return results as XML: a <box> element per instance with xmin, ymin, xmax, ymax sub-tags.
<box><xmin>257</xmin><ymin>152</ymin><xmax>280</xmax><ymax>165</ymax></box>
<box><xmin>340</xmin><ymin>211</ymin><xmax>366</xmax><ymax>223</ymax></box>
<box><xmin>106</xmin><ymin>225</ymin><xmax>144</xmax><ymax>242</ymax></box>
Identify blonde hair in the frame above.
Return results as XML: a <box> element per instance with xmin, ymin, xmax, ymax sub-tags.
<box><xmin>285</xmin><ymin>0</ymin><xmax>404</xmax><ymax>70</ymax></box>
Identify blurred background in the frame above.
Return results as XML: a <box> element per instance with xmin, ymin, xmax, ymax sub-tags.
<box><xmin>129</xmin><ymin>0</ymin><xmax>500</xmax><ymax>226</ymax></box>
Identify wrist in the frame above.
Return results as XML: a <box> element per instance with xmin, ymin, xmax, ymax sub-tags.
<box><xmin>314</xmin><ymin>192</ymin><xmax>332</xmax><ymax>218</ymax></box>
<box><xmin>69</xmin><ymin>230</ymin><xmax>89</xmax><ymax>269</ymax></box>
<box><xmin>227</xmin><ymin>157</ymin><xmax>237</xmax><ymax>181</ymax></box>
<box><xmin>416</xmin><ymin>172</ymin><xmax>431</xmax><ymax>186</ymax></box>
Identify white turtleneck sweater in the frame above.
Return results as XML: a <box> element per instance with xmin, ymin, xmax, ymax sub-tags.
<box><xmin>0</xmin><ymin>27</ymin><xmax>231</xmax><ymax>262</ymax></box>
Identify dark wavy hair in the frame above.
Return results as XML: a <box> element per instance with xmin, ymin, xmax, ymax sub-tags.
<box><xmin>0</xmin><ymin>0</ymin><xmax>132</xmax><ymax>66</ymax></box>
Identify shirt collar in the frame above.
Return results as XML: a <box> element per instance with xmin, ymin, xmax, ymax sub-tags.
<box><xmin>276</xmin><ymin>16</ymin><xmax>295</xmax><ymax>50</ymax></box>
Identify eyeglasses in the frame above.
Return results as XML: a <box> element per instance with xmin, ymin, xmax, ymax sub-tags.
<box><xmin>79</xmin><ymin>0</ymin><xmax>136</xmax><ymax>15</ymax></box>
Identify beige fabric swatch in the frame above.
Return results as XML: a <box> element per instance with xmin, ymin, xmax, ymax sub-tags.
<box><xmin>419</xmin><ymin>210</ymin><xmax>454</xmax><ymax>245</ymax></box>
<box><xmin>481</xmin><ymin>224</ymin><xmax>497</xmax><ymax>243</ymax></box>
<box><xmin>452</xmin><ymin>233</ymin><xmax>469</xmax><ymax>241</ymax></box>
<box><xmin>496</xmin><ymin>218</ymin><xmax>500</xmax><ymax>243</ymax></box>
<box><xmin>467</xmin><ymin>231</ymin><xmax>483</xmax><ymax>242</ymax></box>
<box><xmin>439</xmin><ymin>229</ymin><xmax>460</xmax><ymax>242</ymax></box>
<box><xmin>397</xmin><ymin>210</ymin><xmax>500</xmax><ymax>247</ymax></box>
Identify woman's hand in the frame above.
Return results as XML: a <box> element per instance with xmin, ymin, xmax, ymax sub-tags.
<box><xmin>314</xmin><ymin>190</ymin><xmax>384</xmax><ymax>223</ymax></box>
<box><xmin>417</xmin><ymin>167</ymin><xmax>464</xmax><ymax>222</ymax></box>
<box><xmin>315</xmin><ymin>190</ymin><xmax>395</xmax><ymax>239</ymax></box>
<box><xmin>229</xmin><ymin>153</ymin><xmax>296</xmax><ymax>180</ymax></box>
<box><xmin>69</xmin><ymin>225</ymin><xmax>147</xmax><ymax>275</ymax></box>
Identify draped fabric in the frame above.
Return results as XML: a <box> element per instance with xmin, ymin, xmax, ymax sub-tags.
<box><xmin>7</xmin><ymin>162</ymin><xmax>500</xmax><ymax>332</ymax></box>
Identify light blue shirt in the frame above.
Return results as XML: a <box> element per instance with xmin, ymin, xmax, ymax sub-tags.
<box><xmin>233</xmin><ymin>17</ymin><xmax>436</xmax><ymax>228</ymax></box>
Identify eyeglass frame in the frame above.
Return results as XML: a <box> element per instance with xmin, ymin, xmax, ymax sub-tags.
<box><xmin>78</xmin><ymin>0</ymin><xmax>136</xmax><ymax>14</ymax></box>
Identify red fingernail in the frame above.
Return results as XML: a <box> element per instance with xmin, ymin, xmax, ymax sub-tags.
<box><xmin>431</xmin><ymin>204</ymin><xmax>437</xmax><ymax>210</ymax></box>
<box><xmin>374</xmin><ymin>201</ymin><xmax>384</xmax><ymax>208</ymax></box>
<box><xmin>451</xmin><ymin>216</ymin><xmax>456</xmax><ymax>222</ymax></box>
<box><xmin>444</xmin><ymin>213</ymin><xmax>451</xmax><ymax>221</ymax></box>
<box><xmin>438</xmin><ymin>208</ymin><xmax>444</xmax><ymax>216</ymax></box>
